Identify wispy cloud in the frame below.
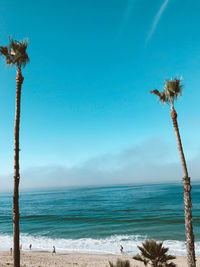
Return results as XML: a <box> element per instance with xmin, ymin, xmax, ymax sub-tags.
<box><xmin>146</xmin><ymin>0</ymin><xmax>169</xmax><ymax>45</ymax></box>
<box><xmin>117</xmin><ymin>0</ymin><xmax>136</xmax><ymax>38</ymax></box>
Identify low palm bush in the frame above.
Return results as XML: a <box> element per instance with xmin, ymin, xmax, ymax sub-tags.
<box><xmin>133</xmin><ymin>239</ymin><xmax>176</xmax><ymax>267</ymax></box>
<box><xmin>109</xmin><ymin>258</ymin><xmax>131</xmax><ymax>267</ymax></box>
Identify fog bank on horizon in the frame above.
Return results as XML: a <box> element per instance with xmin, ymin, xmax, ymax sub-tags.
<box><xmin>1</xmin><ymin>138</ymin><xmax>200</xmax><ymax>192</ymax></box>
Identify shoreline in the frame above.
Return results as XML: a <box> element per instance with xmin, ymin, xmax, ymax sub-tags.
<box><xmin>0</xmin><ymin>251</ymin><xmax>199</xmax><ymax>267</ymax></box>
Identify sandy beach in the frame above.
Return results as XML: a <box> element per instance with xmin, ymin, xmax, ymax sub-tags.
<box><xmin>0</xmin><ymin>251</ymin><xmax>199</xmax><ymax>267</ymax></box>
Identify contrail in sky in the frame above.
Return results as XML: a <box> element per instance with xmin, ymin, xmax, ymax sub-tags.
<box><xmin>146</xmin><ymin>0</ymin><xmax>169</xmax><ymax>44</ymax></box>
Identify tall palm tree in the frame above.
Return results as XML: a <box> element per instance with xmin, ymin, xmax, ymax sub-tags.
<box><xmin>0</xmin><ymin>38</ymin><xmax>29</xmax><ymax>267</ymax></box>
<box><xmin>150</xmin><ymin>78</ymin><xmax>196</xmax><ymax>267</ymax></box>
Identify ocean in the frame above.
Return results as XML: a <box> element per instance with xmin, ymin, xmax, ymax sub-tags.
<box><xmin>0</xmin><ymin>183</ymin><xmax>200</xmax><ymax>255</ymax></box>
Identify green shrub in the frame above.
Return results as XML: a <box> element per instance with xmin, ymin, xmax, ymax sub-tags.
<box><xmin>109</xmin><ymin>258</ymin><xmax>131</xmax><ymax>267</ymax></box>
<box><xmin>133</xmin><ymin>239</ymin><xmax>176</xmax><ymax>267</ymax></box>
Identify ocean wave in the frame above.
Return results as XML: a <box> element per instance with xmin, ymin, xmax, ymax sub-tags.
<box><xmin>0</xmin><ymin>234</ymin><xmax>200</xmax><ymax>255</ymax></box>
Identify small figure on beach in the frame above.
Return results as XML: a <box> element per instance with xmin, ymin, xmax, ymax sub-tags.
<box><xmin>20</xmin><ymin>244</ymin><xmax>22</xmax><ymax>250</ymax></box>
<box><xmin>53</xmin><ymin>246</ymin><xmax>56</xmax><ymax>253</ymax></box>
<box><xmin>120</xmin><ymin>245</ymin><xmax>123</xmax><ymax>253</ymax></box>
<box><xmin>10</xmin><ymin>248</ymin><xmax>12</xmax><ymax>255</ymax></box>
<box><xmin>29</xmin><ymin>244</ymin><xmax>32</xmax><ymax>250</ymax></box>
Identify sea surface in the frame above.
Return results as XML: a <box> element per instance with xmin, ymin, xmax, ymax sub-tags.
<box><xmin>0</xmin><ymin>183</ymin><xmax>200</xmax><ymax>255</ymax></box>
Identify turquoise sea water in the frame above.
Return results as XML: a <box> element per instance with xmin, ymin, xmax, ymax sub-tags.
<box><xmin>0</xmin><ymin>183</ymin><xmax>200</xmax><ymax>254</ymax></box>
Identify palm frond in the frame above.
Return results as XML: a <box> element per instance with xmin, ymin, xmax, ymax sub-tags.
<box><xmin>0</xmin><ymin>46</ymin><xmax>13</xmax><ymax>65</ymax></box>
<box><xmin>109</xmin><ymin>261</ymin><xmax>114</xmax><ymax>267</ymax></box>
<box><xmin>133</xmin><ymin>254</ymin><xmax>149</xmax><ymax>266</ymax></box>
<box><xmin>165</xmin><ymin>263</ymin><xmax>176</xmax><ymax>267</ymax></box>
<box><xmin>165</xmin><ymin>254</ymin><xmax>176</xmax><ymax>261</ymax></box>
<box><xmin>150</xmin><ymin>89</ymin><xmax>168</xmax><ymax>104</ymax></box>
<box><xmin>0</xmin><ymin>46</ymin><xmax>8</xmax><ymax>56</ymax></box>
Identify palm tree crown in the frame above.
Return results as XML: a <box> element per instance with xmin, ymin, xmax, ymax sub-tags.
<box><xmin>150</xmin><ymin>77</ymin><xmax>183</xmax><ymax>105</ymax></box>
<box><xmin>0</xmin><ymin>38</ymin><xmax>29</xmax><ymax>68</ymax></box>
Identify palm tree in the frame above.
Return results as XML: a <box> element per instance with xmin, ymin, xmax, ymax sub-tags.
<box><xmin>150</xmin><ymin>78</ymin><xmax>196</xmax><ymax>267</ymax></box>
<box><xmin>0</xmin><ymin>38</ymin><xmax>29</xmax><ymax>267</ymax></box>
<box><xmin>133</xmin><ymin>239</ymin><xmax>176</xmax><ymax>267</ymax></box>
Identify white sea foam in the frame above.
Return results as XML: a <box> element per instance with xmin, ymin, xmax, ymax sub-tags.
<box><xmin>0</xmin><ymin>234</ymin><xmax>199</xmax><ymax>255</ymax></box>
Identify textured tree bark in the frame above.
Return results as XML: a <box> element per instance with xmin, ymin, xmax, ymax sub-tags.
<box><xmin>13</xmin><ymin>67</ymin><xmax>24</xmax><ymax>267</ymax></box>
<box><xmin>171</xmin><ymin>106</ymin><xmax>196</xmax><ymax>267</ymax></box>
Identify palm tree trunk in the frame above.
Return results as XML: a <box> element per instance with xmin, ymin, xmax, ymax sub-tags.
<box><xmin>171</xmin><ymin>106</ymin><xmax>196</xmax><ymax>267</ymax></box>
<box><xmin>13</xmin><ymin>67</ymin><xmax>24</xmax><ymax>267</ymax></box>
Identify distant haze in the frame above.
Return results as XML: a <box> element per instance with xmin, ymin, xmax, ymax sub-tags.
<box><xmin>1</xmin><ymin>138</ymin><xmax>200</xmax><ymax>192</ymax></box>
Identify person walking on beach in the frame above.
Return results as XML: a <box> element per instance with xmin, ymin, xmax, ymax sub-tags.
<box><xmin>53</xmin><ymin>246</ymin><xmax>56</xmax><ymax>253</ymax></box>
<box><xmin>120</xmin><ymin>245</ymin><xmax>123</xmax><ymax>253</ymax></box>
<box><xmin>29</xmin><ymin>244</ymin><xmax>32</xmax><ymax>250</ymax></box>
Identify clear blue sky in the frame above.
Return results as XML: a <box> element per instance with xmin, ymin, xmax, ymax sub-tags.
<box><xmin>0</xmin><ymin>0</ymin><xmax>200</xmax><ymax>191</ymax></box>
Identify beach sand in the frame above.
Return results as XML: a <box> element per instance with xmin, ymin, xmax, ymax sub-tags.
<box><xmin>0</xmin><ymin>251</ymin><xmax>199</xmax><ymax>267</ymax></box>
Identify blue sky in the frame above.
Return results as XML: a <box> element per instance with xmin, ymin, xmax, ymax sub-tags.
<box><xmin>0</xmin><ymin>0</ymin><xmax>200</xmax><ymax>191</ymax></box>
